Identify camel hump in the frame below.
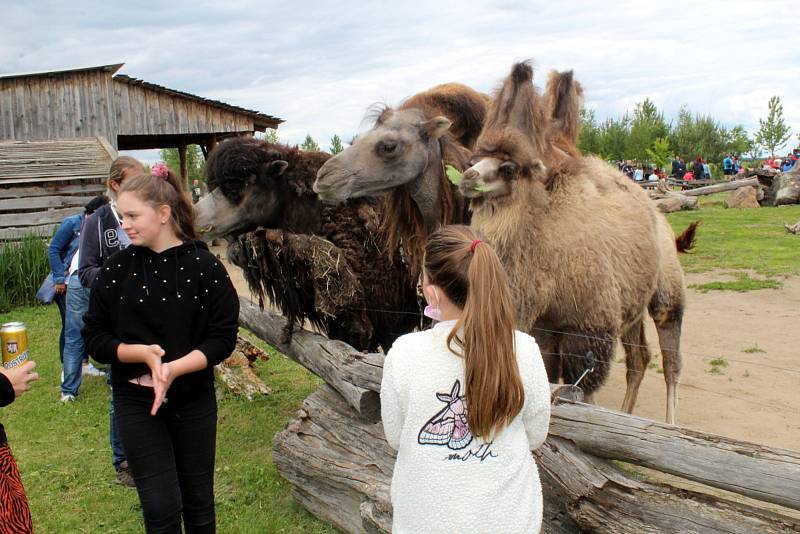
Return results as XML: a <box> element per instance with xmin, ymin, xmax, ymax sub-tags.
<box><xmin>675</xmin><ymin>221</ymin><xmax>700</xmax><ymax>252</ymax></box>
<box><xmin>511</xmin><ymin>61</ymin><xmax>533</xmax><ymax>84</ymax></box>
<box><xmin>402</xmin><ymin>83</ymin><xmax>489</xmax><ymax>150</ymax></box>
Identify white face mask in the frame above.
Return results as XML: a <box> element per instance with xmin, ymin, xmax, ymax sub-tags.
<box><xmin>423</xmin><ymin>286</ymin><xmax>443</xmax><ymax>322</ymax></box>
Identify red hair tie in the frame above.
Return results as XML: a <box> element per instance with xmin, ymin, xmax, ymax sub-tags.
<box><xmin>470</xmin><ymin>239</ymin><xmax>482</xmax><ymax>253</ymax></box>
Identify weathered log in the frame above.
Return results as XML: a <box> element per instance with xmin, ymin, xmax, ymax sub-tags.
<box><xmin>653</xmin><ymin>195</ymin><xmax>698</xmax><ymax>213</ymax></box>
<box><xmin>214</xmin><ymin>335</ymin><xmax>272</xmax><ymax>400</ymax></box>
<box><xmin>726</xmin><ymin>186</ymin><xmax>761</xmax><ymax>208</ymax></box>
<box><xmin>682</xmin><ymin>177</ymin><xmax>760</xmax><ymax>196</ymax></box>
<box><xmin>549</xmin><ymin>401</ymin><xmax>800</xmax><ymax>510</ymax></box>
<box><xmin>274</xmin><ymin>385</ymin><xmax>800</xmax><ymax>533</ymax></box>
<box><xmin>238</xmin><ymin>297</ymin><xmax>381</xmax><ymax>422</ymax></box>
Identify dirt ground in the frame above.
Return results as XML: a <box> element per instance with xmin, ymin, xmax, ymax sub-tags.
<box><xmin>213</xmin><ymin>244</ymin><xmax>798</xmax><ymax>451</ymax></box>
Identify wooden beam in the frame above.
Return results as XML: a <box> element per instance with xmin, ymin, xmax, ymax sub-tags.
<box><xmin>0</xmin><ymin>206</ymin><xmax>82</xmax><ymax>228</ymax></box>
<box><xmin>0</xmin><ymin>183</ymin><xmax>105</xmax><ymax>199</ymax></box>
<box><xmin>178</xmin><ymin>143</ymin><xmax>188</xmax><ymax>184</ymax></box>
<box><xmin>682</xmin><ymin>177</ymin><xmax>760</xmax><ymax>196</ymax></box>
<box><xmin>0</xmin><ymin>195</ymin><xmax>95</xmax><ymax>211</ymax></box>
<box><xmin>0</xmin><ymin>224</ymin><xmax>56</xmax><ymax>241</ymax></box>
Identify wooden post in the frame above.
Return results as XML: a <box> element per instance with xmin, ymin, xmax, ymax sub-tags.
<box><xmin>178</xmin><ymin>143</ymin><xmax>188</xmax><ymax>185</ymax></box>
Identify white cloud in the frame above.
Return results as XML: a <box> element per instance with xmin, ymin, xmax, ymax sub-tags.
<box><xmin>1</xmin><ymin>0</ymin><xmax>797</xmax><ymax>153</ymax></box>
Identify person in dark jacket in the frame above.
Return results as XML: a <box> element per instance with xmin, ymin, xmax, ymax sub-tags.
<box><xmin>0</xmin><ymin>360</ymin><xmax>39</xmax><ymax>532</ymax></box>
<box><xmin>83</xmin><ymin>164</ymin><xmax>239</xmax><ymax>534</ymax></box>
<box><xmin>78</xmin><ymin>155</ymin><xmax>144</xmax><ymax>487</ymax></box>
<box><xmin>671</xmin><ymin>155</ymin><xmax>681</xmax><ymax>178</ymax></box>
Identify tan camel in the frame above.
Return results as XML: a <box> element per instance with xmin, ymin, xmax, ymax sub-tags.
<box><xmin>461</xmin><ymin>61</ymin><xmax>695</xmax><ymax>423</ymax></box>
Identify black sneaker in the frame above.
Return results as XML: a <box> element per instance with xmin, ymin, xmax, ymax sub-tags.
<box><xmin>115</xmin><ymin>461</ymin><xmax>136</xmax><ymax>488</ymax></box>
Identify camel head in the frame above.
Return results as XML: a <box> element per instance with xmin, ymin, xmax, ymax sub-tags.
<box><xmin>313</xmin><ymin>108</ymin><xmax>452</xmax><ymax>203</ymax></box>
<box><xmin>195</xmin><ymin>137</ymin><xmax>322</xmax><ymax>240</ymax></box>
<box><xmin>460</xmin><ymin>61</ymin><xmax>548</xmax><ymax>205</ymax></box>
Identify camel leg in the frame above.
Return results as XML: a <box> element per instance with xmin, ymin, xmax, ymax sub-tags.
<box><xmin>559</xmin><ymin>329</ymin><xmax>616</xmax><ymax>402</ymax></box>
<box><xmin>649</xmin><ymin>296</ymin><xmax>684</xmax><ymax>425</ymax></box>
<box><xmin>533</xmin><ymin>331</ymin><xmax>561</xmax><ymax>383</ymax></box>
<box><xmin>619</xmin><ymin>320</ymin><xmax>651</xmax><ymax>415</ymax></box>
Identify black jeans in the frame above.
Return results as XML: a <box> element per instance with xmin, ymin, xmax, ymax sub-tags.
<box><xmin>114</xmin><ymin>382</ymin><xmax>217</xmax><ymax>534</ymax></box>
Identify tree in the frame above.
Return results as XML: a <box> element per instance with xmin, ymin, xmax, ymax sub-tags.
<box><xmin>756</xmin><ymin>96</ymin><xmax>791</xmax><ymax>156</ymax></box>
<box><xmin>329</xmin><ymin>134</ymin><xmax>344</xmax><ymax>155</ymax></box>
<box><xmin>577</xmin><ymin>108</ymin><xmax>602</xmax><ymax>156</ymax></box>
<box><xmin>722</xmin><ymin>125</ymin><xmax>750</xmax><ymax>157</ymax></box>
<box><xmin>646</xmin><ymin>137</ymin><xmax>672</xmax><ymax>170</ymax></box>
<box><xmin>598</xmin><ymin>115</ymin><xmax>630</xmax><ymax>161</ymax></box>
<box><xmin>628</xmin><ymin>99</ymin><xmax>668</xmax><ymax>164</ymax></box>
<box><xmin>159</xmin><ymin>145</ymin><xmax>205</xmax><ymax>183</ymax></box>
<box><xmin>264</xmin><ymin>129</ymin><xmax>280</xmax><ymax>144</ymax></box>
<box><xmin>301</xmin><ymin>134</ymin><xmax>320</xmax><ymax>152</ymax></box>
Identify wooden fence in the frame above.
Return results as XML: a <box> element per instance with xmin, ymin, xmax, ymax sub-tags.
<box><xmin>239</xmin><ymin>298</ymin><xmax>800</xmax><ymax>533</ymax></box>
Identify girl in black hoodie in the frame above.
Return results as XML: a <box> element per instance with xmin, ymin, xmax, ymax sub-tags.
<box><xmin>83</xmin><ymin>164</ymin><xmax>239</xmax><ymax>534</ymax></box>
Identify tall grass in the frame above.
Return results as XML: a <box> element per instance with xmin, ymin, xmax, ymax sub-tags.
<box><xmin>0</xmin><ymin>235</ymin><xmax>50</xmax><ymax>312</ymax></box>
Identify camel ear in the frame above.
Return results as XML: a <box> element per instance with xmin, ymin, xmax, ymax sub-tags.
<box><xmin>421</xmin><ymin>116</ymin><xmax>452</xmax><ymax>140</ymax></box>
<box><xmin>267</xmin><ymin>160</ymin><xmax>288</xmax><ymax>176</ymax></box>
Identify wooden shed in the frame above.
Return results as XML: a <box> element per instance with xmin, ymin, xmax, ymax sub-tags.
<box><xmin>0</xmin><ymin>63</ymin><xmax>283</xmax><ymax>239</ymax></box>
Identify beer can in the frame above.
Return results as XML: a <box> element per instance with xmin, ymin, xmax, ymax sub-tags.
<box><xmin>1</xmin><ymin>322</ymin><xmax>29</xmax><ymax>369</ymax></box>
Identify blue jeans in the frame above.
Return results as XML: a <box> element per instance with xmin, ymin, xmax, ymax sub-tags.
<box><xmin>107</xmin><ymin>369</ymin><xmax>127</xmax><ymax>469</ymax></box>
<box><xmin>54</xmin><ymin>291</ymin><xmax>66</xmax><ymax>362</ymax></box>
<box><xmin>61</xmin><ymin>273</ymin><xmax>89</xmax><ymax>396</ymax></box>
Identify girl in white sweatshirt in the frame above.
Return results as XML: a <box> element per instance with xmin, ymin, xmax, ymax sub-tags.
<box><xmin>381</xmin><ymin>225</ymin><xmax>551</xmax><ymax>534</ymax></box>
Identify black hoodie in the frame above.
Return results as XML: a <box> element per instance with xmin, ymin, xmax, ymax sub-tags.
<box><xmin>82</xmin><ymin>240</ymin><xmax>239</xmax><ymax>394</ymax></box>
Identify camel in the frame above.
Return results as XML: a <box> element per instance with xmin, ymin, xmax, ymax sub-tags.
<box><xmin>194</xmin><ymin>137</ymin><xmax>420</xmax><ymax>352</ymax></box>
<box><xmin>460</xmin><ymin>61</ymin><xmax>696</xmax><ymax>423</ymax></box>
<box><xmin>313</xmin><ymin>83</ymin><xmax>489</xmax><ymax>278</ymax></box>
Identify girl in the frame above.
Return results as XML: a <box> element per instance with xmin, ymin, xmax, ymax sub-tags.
<box><xmin>380</xmin><ymin>225</ymin><xmax>551</xmax><ymax>534</ymax></box>
<box><xmin>83</xmin><ymin>164</ymin><xmax>239</xmax><ymax>533</ymax></box>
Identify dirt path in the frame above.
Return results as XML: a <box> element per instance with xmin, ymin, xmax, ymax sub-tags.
<box><xmin>214</xmin><ymin>243</ymin><xmax>798</xmax><ymax>451</ymax></box>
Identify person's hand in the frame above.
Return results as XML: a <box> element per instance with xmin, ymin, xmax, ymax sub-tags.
<box><xmin>0</xmin><ymin>361</ymin><xmax>40</xmax><ymax>397</ymax></box>
<box><xmin>151</xmin><ymin>361</ymin><xmax>176</xmax><ymax>416</ymax></box>
<box><xmin>54</xmin><ymin>283</ymin><xmax>67</xmax><ymax>295</ymax></box>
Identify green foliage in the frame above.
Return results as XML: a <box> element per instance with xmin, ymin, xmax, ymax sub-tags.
<box><xmin>0</xmin><ymin>305</ymin><xmax>335</xmax><ymax>532</ymax></box>
<box><xmin>668</xmin><ymin>106</ymin><xmax>727</xmax><ymax>162</ymax></box>
<box><xmin>263</xmin><ymin>129</ymin><xmax>280</xmax><ymax>144</ymax></box>
<box><xmin>723</xmin><ymin>125</ymin><xmax>750</xmax><ymax>157</ymax></box>
<box><xmin>445</xmin><ymin>165</ymin><xmax>462</xmax><ymax>185</ymax></box>
<box><xmin>159</xmin><ymin>145</ymin><xmax>205</xmax><ymax>184</ymax></box>
<box><xmin>577</xmin><ymin>108</ymin><xmax>602</xmax><ymax>155</ymax></box>
<box><xmin>598</xmin><ymin>114</ymin><xmax>630</xmax><ymax>161</ymax></box>
<box><xmin>646</xmin><ymin>137</ymin><xmax>672</xmax><ymax>170</ymax></box>
<box><xmin>708</xmin><ymin>357</ymin><xmax>729</xmax><ymax>374</ymax></box>
<box><xmin>756</xmin><ymin>96</ymin><xmax>791</xmax><ymax>156</ymax></box>
<box><xmin>689</xmin><ymin>272</ymin><xmax>783</xmax><ymax>293</ymax></box>
<box><xmin>0</xmin><ymin>235</ymin><xmax>50</xmax><ymax>312</ymax></box>
<box><xmin>329</xmin><ymin>134</ymin><xmax>344</xmax><ymax>155</ymax></box>
<box><xmin>301</xmin><ymin>134</ymin><xmax>320</xmax><ymax>152</ymax></box>
<box><xmin>628</xmin><ymin>99</ymin><xmax>669</xmax><ymax>164</ymax></box>
<box><xmin>742</xmin><ymin>344</ymin><xmax>765</xmax><ymax>354</ymax></box>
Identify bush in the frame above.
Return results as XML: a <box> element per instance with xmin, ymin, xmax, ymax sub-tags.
<box><xmin>0</xmin><ymin>235</ymin><xmax>49</xmax><ymax>312</ymax></box>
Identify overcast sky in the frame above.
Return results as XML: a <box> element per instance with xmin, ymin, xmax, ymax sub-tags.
<box><xmin>2</xmin><ymin>0</ymin><xmax>798</xmax><ymax>162</ymax></box>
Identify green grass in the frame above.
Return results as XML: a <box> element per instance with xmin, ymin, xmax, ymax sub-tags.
<box><xmin>689</xmin><ymin>272</ymin><xmax>783</xmax><ymax>293</ymax></box>
<box><xmin>0</xmin><ymin>236</ymin><xmax>50</xmax><ymax>312</ymax></box>
<box><xmin>708</xmin><ymin>357</ymin><xmax>729</xmax><ymax>375</ymax></box>
<box><xmin>1</xmin><ymin>304</ymin><xmax>337</xmax><ymax>533</ymax></box>
<box><xmin>742</xmin><ymin>344</ymin><xmax>766</xmax><ymax>354</ymax></box>
<box><xmin>666</xmin><ymin>193</ymin><xmax>800</xmax><ymax>277</ymax></box>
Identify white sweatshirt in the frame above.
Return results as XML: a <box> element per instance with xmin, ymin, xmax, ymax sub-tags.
<box><xmin>381</xmin><ymin>320</ymin><xmax>551</xmax><ymax>534</ymax></box>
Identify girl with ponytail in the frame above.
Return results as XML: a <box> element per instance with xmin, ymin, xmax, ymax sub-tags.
<box><xmin>381</xmin><ymin>225</ymin><xmax>551</xmax><ymax>534</ymax></box>
<box><xmin>83</xmin><ymin>162</ymin><xmax>239</xmax><ymax>533</ymax></box>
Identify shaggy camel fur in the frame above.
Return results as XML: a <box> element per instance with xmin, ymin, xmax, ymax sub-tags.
<box><xmin>313</xmin><ymin>83</ymin><xmax>488</xmax><ymax>278</ymax></box>
<box><xmin>194</xmin><ymin>137</ymin><xmax>420</xmax><ymax>352</ymax></box>
<box><xmin>462</xmin><ymin>62</ymin><xmax>695</xmax><ymax>423</ymax></box>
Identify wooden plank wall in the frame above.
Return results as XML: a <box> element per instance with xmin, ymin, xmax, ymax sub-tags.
<box><xmin>0</xmin><ymin>137</ymin><xmax>112</xmax><ymax>240</ymax></box>
<box><xmin>113</xmin><ymin>81</ymin><xmax>254</xmax><ymax>136</ymax></box>
<box><xmin>0</xmin><ymin>70</ymin><xmax>117</xmax><ymax>146</ymax></box>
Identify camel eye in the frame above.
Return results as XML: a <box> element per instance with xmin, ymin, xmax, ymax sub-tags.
<box><xmin>376</xmin><ymin>141</ymin><xmax>398</xmax><ymax>157</ymax></box>
<box><xmin>499</xmin><ymin>162</ymin><xmax>516</xmax><ymax>177</ymax></box>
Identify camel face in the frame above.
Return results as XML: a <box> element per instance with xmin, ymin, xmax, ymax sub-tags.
<box><xmin>459</xmin><ymin>157</ymin><xmax>514</xmax><ymax>201</ymax></box>
<box><xmin>314</xmin><ymin>109</ymin><xmax>451</xmax><ymax>203</ymax></box>
<box><xmin>194</xmin><ymin>160</ymin><xmax>288</xmax><ymax>240</ymax></box>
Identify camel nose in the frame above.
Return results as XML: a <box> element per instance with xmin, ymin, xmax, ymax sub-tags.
<box><xmin>462</xmin><ymin>168</ymin><xmax>478</xmax><ymax>182</ymax></box>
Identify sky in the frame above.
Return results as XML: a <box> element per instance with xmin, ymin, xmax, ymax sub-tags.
<box><xmin>2</xmin><ymin>0</ymin><xmax>798</xmax><ymax>163</ymax></box>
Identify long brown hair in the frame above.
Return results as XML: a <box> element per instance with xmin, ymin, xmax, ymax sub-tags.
<box><xmin>423</xmin><ymin>225</ymin><xmax>523</xmax><ymax>438</ymax></box>
<box><xmin>119</xmin><ymin>167</ymin><xmax>197</xmax><ymax>241</ymax></box>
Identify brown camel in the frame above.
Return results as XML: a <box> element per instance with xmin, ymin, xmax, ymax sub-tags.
<box><xmin>461</xmin><ymin>61</ymin><xmax>695</xmax><ymax>423</ymax></box>
<box><xmin>313</xmin><ymin>83</ymin><xmax>488</xmax><ymax>278</ymax></box>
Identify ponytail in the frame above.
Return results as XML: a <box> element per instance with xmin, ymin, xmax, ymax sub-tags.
<box><xmin>424</xmin><ymin>225</ymin><xmax>524</xmax><ymax>439</ymax></box>
<box><xmin>118</xmin><ymin>165</ymin><xmax>197</xmax><ymax>241</ymax></box>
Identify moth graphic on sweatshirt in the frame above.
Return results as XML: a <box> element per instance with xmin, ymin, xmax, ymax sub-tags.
<box><xmin>417</xmin><ymin>379</ymin><xmax>473</xmax><ymax>450</ymax></box>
